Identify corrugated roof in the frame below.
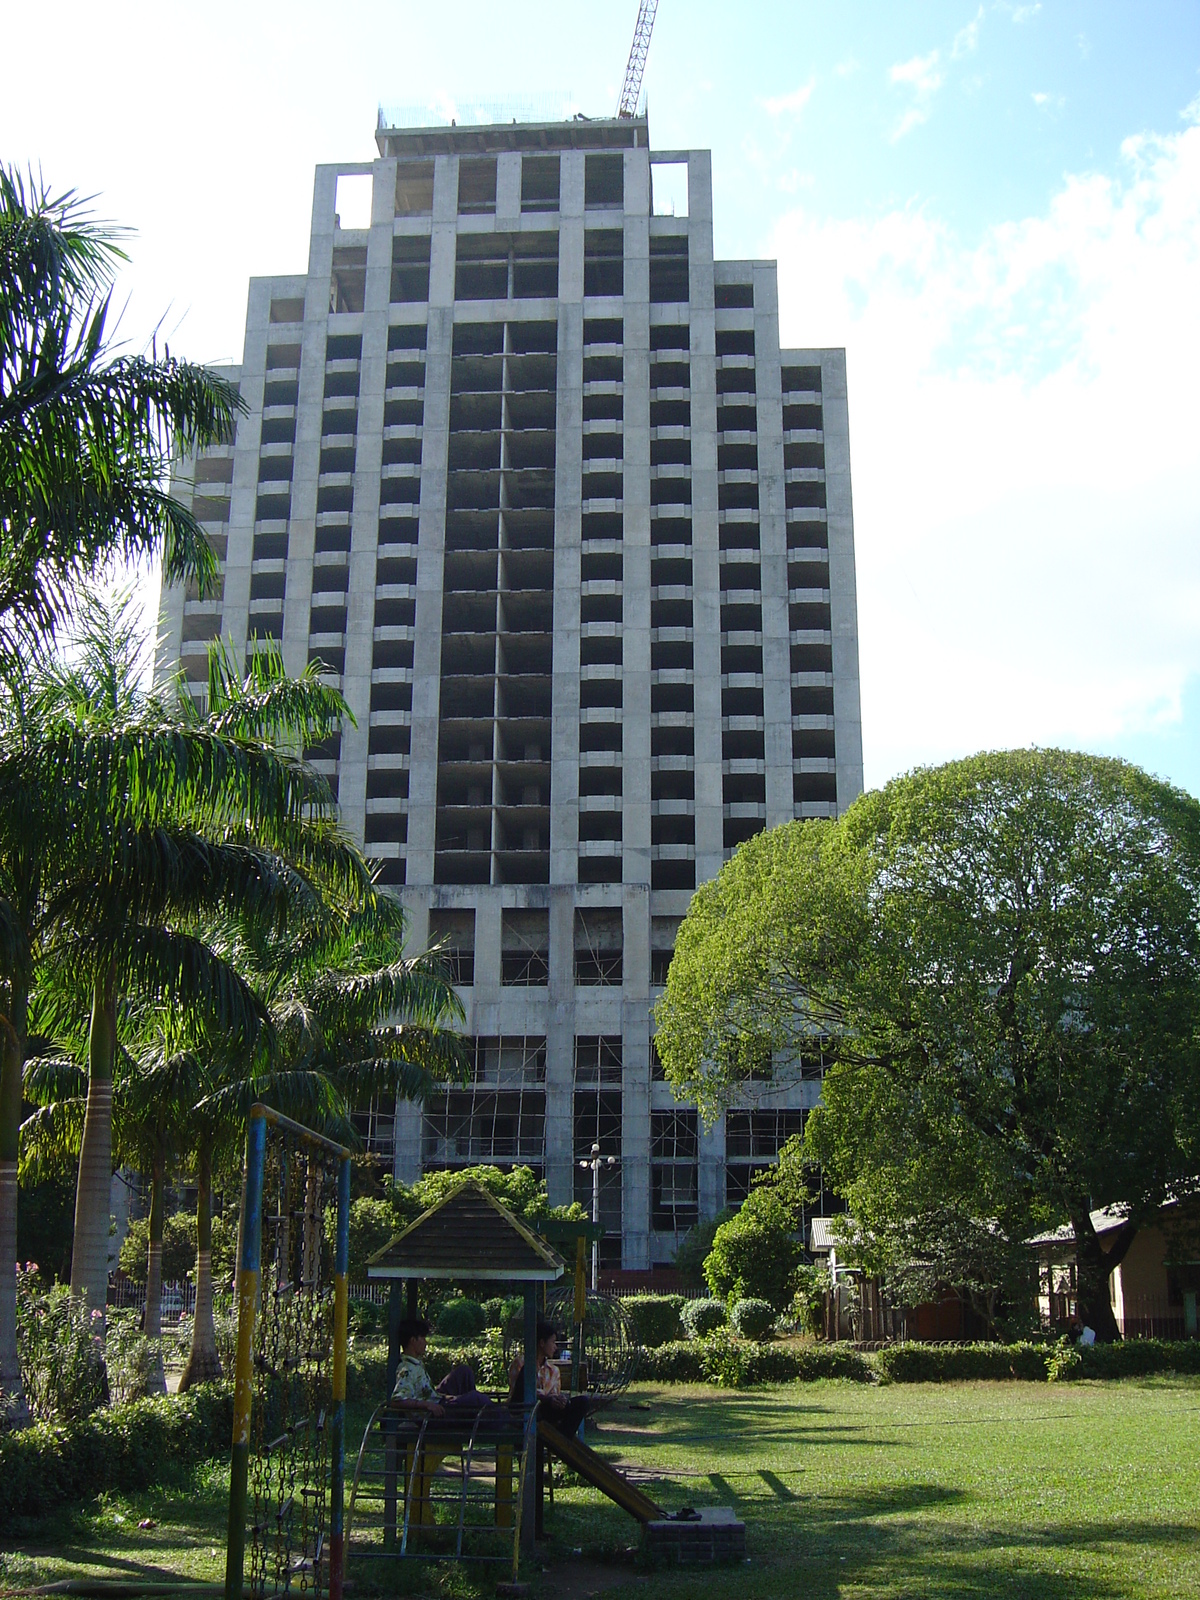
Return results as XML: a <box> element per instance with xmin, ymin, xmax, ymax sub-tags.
<box><xmin>1026</xmin><ymin>1205</ymin><xmax>1133</xmax><ymax>1247</ymax></box>
<box><xmin>366</xmin><ymin>1182</ymin><xmax>566</xmax><ymax>1282</ymax></box>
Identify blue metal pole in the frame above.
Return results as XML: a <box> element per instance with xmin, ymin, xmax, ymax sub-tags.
<box><xmin>225</xmin><ymin>1108</ymin><xmax>266</xmax><ymax>1600</ymax></box>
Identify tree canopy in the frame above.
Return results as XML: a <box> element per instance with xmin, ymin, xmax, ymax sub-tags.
<box><xmin>655</xmin><ymin>750</ymin><xmax>1200</xmax><ymax>1339</ymax></box>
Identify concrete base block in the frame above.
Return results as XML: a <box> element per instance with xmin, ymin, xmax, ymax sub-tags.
<box><xmin>641</xmin><ymin>1505</ymin><xmax>746</xmax><ymax>1565</ymax></box>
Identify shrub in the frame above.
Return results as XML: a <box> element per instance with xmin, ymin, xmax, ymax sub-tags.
<box><xmin>1046</xmin><ymin>1337</ymin><xmax>1082</xmax><ymax>1383</ymax></box>
<box><xmin>435</xmin><ymin>1297</ymin><xmax>486</xmax><ymax>1339</ymax></box>
<box><xmin>704</xmin><ymin>1189</ymin><xmax>799</xmax><ymax>1309</ymax></box>
<box><xmin>0</xmin><ymin>1383</ymin><xmax>232</xmax><ymax>1522</ymax></box>
<box><xmin>482</xmin><ymin>1295</ymin><xmax>523</xmax><ymax>1331</ymax></box>
<box><xmin>105</xmin><ymin>1310</ymin><xmax>160</xmax><ymax>1405</ymax></box>
<box><xmin>347</xmin><ymin>1297</ymin><xmax>388</xmax><ymax>1337</ymax></box>
<box><xmin>671</xmin><ymin>1211</ymin><xmax>735</xmax><ymax>1291</ymax></box>
<box><xmin>1078</xmin><ymin>1337</ymin><xmax>1200</xmax><ymax>1379</ymax></box>
<box><xmin>15</xmin><ymin>1266</ymin><xmax>107</xmax><ymax>1422</ymax></box>
<box><xmin>623</xmin><ymin>1295</ymin><xmax>685</xmax><ymax>1349</ymax></box>
<box><xmin>681</xmin><ymin>1298</ymin><xmax>727</xmax><ymax>1339</ymax></box>
<box><xmin>117</xmin><ymin>1212</ymin><xmax>196</xmax><ymax>1284</ymax></box>
<box><xmin>873</xmin><ymin>1342</ymin><xmax>1051</xmax><ymax>1383</ymax></box>
<box><xmin>636</xmin><ymin>1341</ymin><xmax>705</xmax><ymax>1383</ymax></box>
<box><xmin>731</xmin><ymin>1298</ymin><xmax>776</xmax><ymax>1340</ymax></box>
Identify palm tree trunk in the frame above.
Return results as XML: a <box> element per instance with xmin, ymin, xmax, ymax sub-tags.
<box><xmin>71</xmin><ymin>974</ymin><xmax>117</xmax><ymax>1335</ymax></box>
<box><xmin>142</xmin><ymin>1140</ymin><xmax>167</xmax><ymax>1396</ymax></box>
<box><xmin>0</xmin><ymin>1014</ymin><xmax>29</xmax><ymax>1427</ymax></box>
<box><xmin>179</xmin><ymin>1140</ymin><xmax>222</xmax><ymax>1390</ymax></box>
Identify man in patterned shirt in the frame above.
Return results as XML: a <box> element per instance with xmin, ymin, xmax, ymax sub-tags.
<box><xmin>391</xmin><ymin>1316</ymin><xmax>495</xmax><ymax>1416</ymax></box>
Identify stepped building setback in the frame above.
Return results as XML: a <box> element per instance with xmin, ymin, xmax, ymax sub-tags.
<box><xmin>158</xmin><ymin>113</ymin><xmax>863</xmax><ymax>1273</ymax></box>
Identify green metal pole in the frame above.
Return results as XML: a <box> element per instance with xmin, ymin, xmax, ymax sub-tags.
<box><xmin>225</xmin><ymin>1109</ymin><xmax>266</xmax><ymax>1600</ymax></box>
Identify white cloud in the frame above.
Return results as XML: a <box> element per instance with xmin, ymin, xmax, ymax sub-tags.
<box><xmin>952</xmin><ymin>6</ymin><xmax>984</xmax><ymax>59</ymax></box>
<box><xmin>1032</xmin><ymin>91</ymin><xmax>1065</xmax><ymax>111</ymax></box>
<box><xmin>762</xmin><ymin>78</ymin><xmax>816</xmax><ymax>118</ymax></box>
<box><xmin>888</xmin><ymin>49</ymin><xmax>944</xmax><ymax>140</ymax></box>
<box><xmin>1010</xmin><ymin>3</ymin><xmax>1041</xmax><ymax>22</ymax></box>
<box><xmin>772</xmin><ymin>108</ymin><xmax>1200</xmax><ymax>786</ymax></box>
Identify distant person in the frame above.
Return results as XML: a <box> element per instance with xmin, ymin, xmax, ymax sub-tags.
<box><xmin>390</xmin><ymin>1317</ymin><xmax>495</xmax><ymax>1417</ymax></box>
<box><xmin>509</xmin><ymin>1318</ymin><xmax>593</xmax><ymax>1433</ymax></box>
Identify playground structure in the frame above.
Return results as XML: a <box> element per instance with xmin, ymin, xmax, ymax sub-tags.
<box><xmin>225</xmin><ymin>1106</ymin><xmax>351</xmax><ymax>1600</ymax></box>
<box><xmin>346</xmin><ymin>1183</ymin><xmax>743</xmax><ymax>1585</ymax></box>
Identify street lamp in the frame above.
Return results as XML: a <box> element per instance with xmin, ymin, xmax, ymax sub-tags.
<box><xmin>578</xmin><ymin>1141</ymin><xmax>618</xmax><ymax>1290</ymax></box>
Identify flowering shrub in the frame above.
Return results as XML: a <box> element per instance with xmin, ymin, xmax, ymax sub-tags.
<box><xmin>106</xmin><ymin>1309</ymin><xmax>160</xmax><ymax>1404</ymax></box>
<box><xmin>14</xmin><ymin>1264</ymin><xmax>107</xmax><ymax>1423</ymax></box>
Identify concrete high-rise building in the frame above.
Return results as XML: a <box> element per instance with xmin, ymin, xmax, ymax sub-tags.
<box><xmin>158</xmin><ymin>113</ymin><xmax>862</xmax><ymax>1273</ymax></box>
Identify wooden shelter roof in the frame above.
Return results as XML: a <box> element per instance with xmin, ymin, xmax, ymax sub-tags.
<box><xmin>366</xmin><ymin>1182</ymin><xmax>566</xmax><ymax>1282</ymax></box>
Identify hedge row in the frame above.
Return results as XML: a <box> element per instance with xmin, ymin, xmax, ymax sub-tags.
<box><xmin>637</xmin><ymin>1339</ymin><xmax>873</xmax><ymax>1385</ymax></box>
<box><xmin>874</xmin><ymin>1342</ymin><xmax>1052</xmax><ymax>1383</ymax></box>
<box><xmin>0</xmin><ymin>1383</ymin><xmax>233</xmax><ymax>1525</ymax></box>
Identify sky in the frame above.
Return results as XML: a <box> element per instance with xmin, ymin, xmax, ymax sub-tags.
<box><xmin>4</xmin><ymin>1</ymin><xmax>1199</xmax><ymax>796</ymax></box>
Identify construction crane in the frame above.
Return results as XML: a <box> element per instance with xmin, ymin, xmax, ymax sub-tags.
<box><xmin>616</xmin><ymin>0</ymin><xmax>659</xmax><ymax>118</ymax></box>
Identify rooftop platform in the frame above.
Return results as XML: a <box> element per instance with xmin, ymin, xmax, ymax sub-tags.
<box><xmin>375</xmin><ymin>113</ymin><xmax>649</xmax><ymax>159</ymax></box>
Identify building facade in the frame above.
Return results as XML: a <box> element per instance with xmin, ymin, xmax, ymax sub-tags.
<box><xmin>158</xmin><ymin>113</ymin><xmax>863</xmax><ymax>1272</ymax></box>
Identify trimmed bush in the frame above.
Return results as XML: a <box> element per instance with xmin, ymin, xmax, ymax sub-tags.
<box><xmin>0</xmin><ymin>1383</ymin><xmax>233</xmax><ymax>1523</ymax></box>
<box><xmin>347</xmin><ymin>1297</ymin><xmax>388</xmax><ymax>1337</ymax></box>
<box><xmin>1079</xmin><ymin>1338</ymin><xmax>1200</xmax><ymax>1380</ymax></box>
<box><xmin>635</xmin><ymin>1338</ymin><xmax>872</xmax><ymax>1387</ymax></box>
<box><xmin>435</xmin><ymin>1297</ymin><xmax>486</xmax><ymax>1339</ymax></box>
<box><xmin>623</xmin><ymin>1295</ymin><xmax>685</xmax><ymax>1349</ymax></box>
<box><xmin>731</xmin><ymin>1298</ymin><xmax>776</xmax><ymax>1340</ymax></box>
<box><xmin>481</xmin><ymin>1295</ymin><xmax>523</xmax><ymax>1331</ymax></box>
<box><xmin>873</xmin><ymin>1342</ymin><xmax>1052</xmax><ymax>1383</ymax></box>
<box><xmin>681</xmin><ymin>1298</ymin><xmax>727</xmax><ymax>1339</ymax></box>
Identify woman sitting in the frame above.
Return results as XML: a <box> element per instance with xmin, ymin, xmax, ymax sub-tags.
<box><xmin>508</xmin><ymin>1318</ymin><xmax>592</xmax><ymax>1434</ymax></box>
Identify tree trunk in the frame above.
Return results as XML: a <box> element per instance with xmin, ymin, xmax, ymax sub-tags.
<box><xmin>0</xmin><ymin>1014</ymin><xmax>29</xmax><ymax>1427</ymax></box>
<box><xmin>1071</xmin><ymin>1208</ymin><xmax>1126</xmax><ymax>1343</ymax></box>
<box><xmin>179</xmin><ymin>1141</ymin><xmax>222</xmax><ymax>1390</ymax></box>
<box><xmin>142</xmin><ymin>1141</ymin><xmax>167</xmax><ymax>1396</ymax></box>
<box><xmin>70</xmin><ymin>975</ymin><xmax>117</xmax><ymax>1336</ymax></box>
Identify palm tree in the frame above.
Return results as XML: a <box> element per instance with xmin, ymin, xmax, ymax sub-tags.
<box><xmin>0</xmin><ymin>167</ymin><xmax>243</xmax><ymax>1426</ymax></box>
<box><xmin>0</xmin><ymin>600</ymin><xmax>370</xmax><ymax>1418</ymax></box>
<box><xmin>0</xmin><ymin>166</ymin><xmax>241</xmax><ymax>655</ymax></box>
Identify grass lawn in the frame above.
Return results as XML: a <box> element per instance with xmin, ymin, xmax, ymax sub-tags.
<box><xmin>1</xmin><ymin>1377</ymin><xmax>1197</xmax><ymax>1598</ymax></box>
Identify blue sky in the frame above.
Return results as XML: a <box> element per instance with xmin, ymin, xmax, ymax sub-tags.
<box><xmin>3</xmin><ymin>1</ymin><xmax>1198</xmax><ymax>796</ymax></box>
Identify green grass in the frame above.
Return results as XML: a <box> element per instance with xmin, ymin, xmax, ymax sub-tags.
<box><xmin>2</xmin><ymin>1379</ymin><xmax>1198</xmax><ymax>1598</ymax></box>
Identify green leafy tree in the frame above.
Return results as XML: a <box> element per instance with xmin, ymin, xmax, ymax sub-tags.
<box><xmin>703</xmin><ymin>1187</ymin><xmax>800</xmax><ymax>1310</ymax></box>
<box><xmin>657</xmin><ymin>751</ymin><xmax>1200</xmax><ymax>1341</ymax></box>
<box><xmin>671</xmin><ymin>1209</ymin><xmax>735</xmax><ymax>1291</ymax></box>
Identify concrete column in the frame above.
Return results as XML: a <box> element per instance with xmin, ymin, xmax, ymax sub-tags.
<box><xmin>754</xmin><ymin>264</ymin><xmax>793</xmax><ymax>829</ymax></box>
<box><xmin>283</xmin><ymin>167</ymin><xmax>338</xmax><ymax>680</ymax></box>
<box><xmin>623</xmin><ymin>149</ymin><xmax>652</xmax><ymax>894</ymax></box>
<box><xmin>544</xmin><ymin>886</ymin><xmax>576</xmax><ymax>1207</ymax></box>
<box><xmin>405</xmin><ymin>157</ymin><xmax>457</xmax><ymax>885</ymax></box>
<box><xmin>821</xmin><ymin>349</ymin><xmax>864</xmax><ymax>807</ymax></box>
<box><xmin>687</xmin><ymin>152</ymin><xmax>724</xmax><ymax>882</ymax></box>
<box><xmin>339</xmin><ymin>159</ymin><xmax>394</xmax><ymax>844</ymax></box>
<box><xmin>495</xmin><ymin>153</ymin><xmax>521</xmax><ymax>222</ymax></box>
<box><xmin>698</xmin><ymin>1110</ymin><xmax>726</xmax><ymax>1221</ymax></box>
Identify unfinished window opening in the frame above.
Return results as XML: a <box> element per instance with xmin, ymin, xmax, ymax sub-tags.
<box><xmin>395</xmin><ymin>160</ymin><xmax>435</xmax><ymax>216</ymax></box>
<box><xmin>650</xmin><ymin>161</ymin><xmax>688</xmax><ymax>218</ymax></box>
<box><xmin>391</xmin><ymin>236</ymin><xmax>431</xmax><ymax>303</ymax></box>
<box><xmin>585</xmin><ymin>153</ymin><xmax>624</xmax><ymax>209</ymax></box>
<box><xmin>725</xmin><ymin>1111</ymin><xmax>806</xmax><ymax>1204</ymax></box>
<box><xmin>714</xmin><ymin>282</ymin><xmax>754</xmax><ymax>310</ymax></box>
<box><xmin>573</xmin><ymin>1035</ymin><xmax>622</xmax><ymax>1253</ymax></box>
<box><xmin>650</xmin><ymin>236</ymin><xmax>689</xmax><ymax>303</ymax></box>
<box><xmin>422</xmin><ymin>1037</ymin><xmax>546</xmax><ymax>1169</ymax></box>
<box><xmin>501</xmin><ymin>909</ymin><xmax>549</xmax><ymax>985</ymax></box>
<box><xmin>458</xmin><ymin>157</ymin><xmax>497</xmax><ymax>215</ymax></box>
<box><xmin>335</xmin><ymin>173</ymin><xmax>373</xmax><ymax>231</ymax></box>
<box><xmin>265</xmin><ymin>343</ymin><xmax>301</xmax><ymax>371</ymax></box>
<box><xmin>716</xmin><ymin>329</ymin><xmax>755</xmax><ymax>358</ymax></box>
<box><xmin>782</xmin><ymin>365</ymin><xmax>823</xmax><ymax>394</ymax></box>
<box><xmin>650</xmin><ymin>916</ymin><xmax>683</xmax><ymax>986</ymax></box>
<box><xmin>574</xmin><ymin>908</ymin><xmax>622</xmax><ymax>986</ymax></box>
<box><xmin>330</xmin><ymin>246</ymin><xmax>367</xmax><ymax>314</ymax></box>
<box><xmin>428</xmin><ymin>909</ymin><xmax>475</xmax><ymax>986</ymax></box>
<box><xmin>584</xmin><ymin>230</ymin><xmax>624</xmax><ymax>297</ymax></box>
<box><xmin>521</xmin><ymin>155</ymin><xmax>560</xmax><ymax>212</ymax></box>
<box><xmin>651</xmin><ymin>1111</ymin><xmax>699</xmax><ymax>1232</ymax></box>
<box><xmin>270</xmin><ymin>297</ymin><xmax>305</xmax><ymax>324</ymax></box>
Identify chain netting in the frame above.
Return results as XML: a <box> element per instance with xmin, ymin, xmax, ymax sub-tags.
<box><xmin>247</xmin><ymin>1134</ymin><xmax>339</xmax><ymax>1597</ymax></box>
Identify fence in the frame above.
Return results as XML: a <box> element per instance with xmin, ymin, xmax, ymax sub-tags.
<box><xmin>108</xmin><ymin>1278</ymin><xmax>197</xmax><ymax>1321</ymax></box>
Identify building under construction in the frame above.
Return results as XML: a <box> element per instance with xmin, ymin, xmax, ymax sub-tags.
<box><xmin>158</xmin><ymin>108</ymin><xmax>863</xmax><ymax>1272</ymax></box>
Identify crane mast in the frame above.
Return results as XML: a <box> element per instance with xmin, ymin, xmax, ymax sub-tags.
<box><xmin>617</xmin><ymin>0</ymin><xmax>659</xmax><ymax>118</ymax></box>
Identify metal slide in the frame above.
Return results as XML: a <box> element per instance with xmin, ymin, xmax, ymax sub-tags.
<box><xmin>538</xmin><ymin>1420</ymin><xmax>665</xmax><ymax>1524</ymax></box>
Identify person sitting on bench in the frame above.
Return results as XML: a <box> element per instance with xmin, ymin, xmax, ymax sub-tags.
<box><xmin>509</xmin><ymin>1318</ymin><xmax>592</xmax><ymax>1434</ymax></box>
<box><xmin>391</xmin><ymin>1317</ymin><xmax>495</xmax><ymax>1416</ymax></box>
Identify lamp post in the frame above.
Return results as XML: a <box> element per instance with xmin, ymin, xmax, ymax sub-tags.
<box><xmin>578</xmin><ymin>1142</ymin><xmax>617</xmax><ymax>1290</ymax></box>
